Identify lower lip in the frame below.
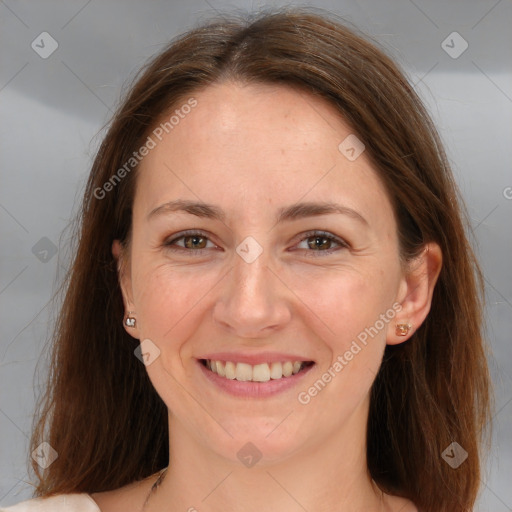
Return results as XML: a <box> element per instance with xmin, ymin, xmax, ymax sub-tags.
<box><xmin>197</xmin><ymin>360</ymin><xmax>315</xmax><ymax>398</ymax></box>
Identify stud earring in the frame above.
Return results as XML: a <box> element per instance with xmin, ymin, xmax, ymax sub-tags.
<box><xmin>395</xmin><ymin>323</ymin><xmax>412</xmax><ymax>336</ymax></box>
<box><xmin>125</xmin><ymin>312</ymin><xmax>136</xmax><ymax>328</ymax></box>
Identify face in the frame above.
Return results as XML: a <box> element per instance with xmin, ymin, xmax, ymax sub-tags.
<box><xmin>116</xmin><ymin>81</ymin><xmax>411</xmax><ymax>465</ymax></box>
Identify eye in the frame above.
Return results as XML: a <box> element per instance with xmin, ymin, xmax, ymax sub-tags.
<box><xmin>163</xmin><ymin>230</ymin><xmax>218</xmax><ymax>254</ymax></box>
<box><xmin>294</xmin><ymin>230</ymin><xmax>349</xmax><ymax>256</ymax></box>
<box><xmin>163</xmin><ymin>230</ymin><xmax>348</xmax><ymax>256</ymax></box>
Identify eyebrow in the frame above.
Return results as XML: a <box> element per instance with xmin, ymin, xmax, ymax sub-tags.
<box><xmin>147</xmin><ymin>199</ymin><xmax>368</xmax><ymax>226</ymax></box>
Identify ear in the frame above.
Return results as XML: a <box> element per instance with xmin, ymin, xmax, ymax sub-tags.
<box><xmin>387</xmin><ymin>242</ymin><xmax>442</xmax><ymax>345</ymax></box>
<box><xmin>112</xmin><ymin>240</ymin><xmax>140</xmax><ymax>340</ymax></box>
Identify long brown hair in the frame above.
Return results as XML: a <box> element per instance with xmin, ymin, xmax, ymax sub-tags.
<box><xmin>30</xmin><ymin>8</ymin><xmax>491</xmax><ymax>511</ymax></box>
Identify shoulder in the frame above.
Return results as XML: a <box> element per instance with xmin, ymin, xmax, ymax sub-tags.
<box><xmin>0</xmin><ymin>493</ymin><xmax>100</xmax><ymax>512</ymax></box>
<box><xmin>89</xmin><ymin>472</ymin><xmax>159</xmax><ymax>512</ymax></box>
<box><xmin>1</xmin><ymin>471</ymin><xmax>160</xmax><ymax>512</ymax></box>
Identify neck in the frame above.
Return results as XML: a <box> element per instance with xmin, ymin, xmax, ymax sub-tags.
<box><xmin>144</xmin><ymin>405</ymin><xmax>385</xmax><ymax>512</ymax></box>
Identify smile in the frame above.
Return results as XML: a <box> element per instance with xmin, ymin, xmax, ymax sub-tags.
<box><xmin>200</xmin><ymin>359</ymin><xmax>315</xmax><ymax>382</ymax></box>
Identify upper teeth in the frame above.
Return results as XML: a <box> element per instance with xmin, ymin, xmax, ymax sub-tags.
<box><xmin>205</xmin><ymin>360</ymin><xmax>305</xmax><ymax>382</ymax></box>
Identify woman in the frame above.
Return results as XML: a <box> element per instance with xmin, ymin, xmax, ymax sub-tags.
<box><xmin>1</xmin><ymin>7</ymin><xmax>491</xmax><ymax>512</ymax></box>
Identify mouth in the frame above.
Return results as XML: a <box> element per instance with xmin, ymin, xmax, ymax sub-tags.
<box><xmin>199</xmin><ymin>358</ymin><xmax>315</xmax><ymax>382</ymax></box>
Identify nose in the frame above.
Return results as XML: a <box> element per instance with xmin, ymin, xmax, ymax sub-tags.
<box><xmin>212</xmin><ymin>247</ymin><xmax>292</xmax><ymax>338</ymax></box>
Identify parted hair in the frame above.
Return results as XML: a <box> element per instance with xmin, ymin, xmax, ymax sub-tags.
<box><xmin>30</xmin><ymin>8</ymin><xmax>491</xmax><ymax>511</ymax></box>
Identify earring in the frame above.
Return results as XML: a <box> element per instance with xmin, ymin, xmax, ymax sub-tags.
<box><xmin>125</xmin><ymin>312</ymin><xmax>136</xmax><ymax>328</ymax></box>
<box><xmin>395</xmin><ymin>323</ymin><xmax>412</xmax><ymax>336</ymax></box>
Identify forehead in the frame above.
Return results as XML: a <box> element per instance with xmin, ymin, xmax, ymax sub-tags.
<box><xmin>134</xmin><ymin>81</ymin><xmax>394</xmax><ymax>227</ymax></box>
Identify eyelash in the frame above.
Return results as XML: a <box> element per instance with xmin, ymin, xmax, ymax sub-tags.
<box><xmin>163</xmin><ymin>230</ymin><xmax>349</xmax><ymax>257</ymax></box>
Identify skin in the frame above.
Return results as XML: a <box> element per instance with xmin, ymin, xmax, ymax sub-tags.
<box><xmin>92</xmin><ymin>81</ymin><xmax>441</xmax><ymax>512</ymax></box>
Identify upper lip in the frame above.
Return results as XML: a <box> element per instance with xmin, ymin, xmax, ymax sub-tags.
<box><xmin>198</xmin><ymin>352</ymin><xmax>315</xmax><ymax>365</ymax></box>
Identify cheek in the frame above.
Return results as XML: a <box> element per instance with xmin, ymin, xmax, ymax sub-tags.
<box><xmin>130</xmin><ymin>263</ymin><xmax>218</xmax><ymax>408</ymax></box>
<box><xmin>287</xmin><ymin>264</ymin><xmax>396</xmax><ymax>347</ymax></box>
<box><xmin>132</xmin><ymin>262</ymin><xmax>219</xmax><ymax>340</ymax></box>
<box><xmin>132</xmin><ymin>256</ymin><xmax>398</xmax><ymax>354</ymax></box>
<box><xmin>288</xmin><ymin>265</ymin><xmax>398</xmax><ymax>404</ymax></box>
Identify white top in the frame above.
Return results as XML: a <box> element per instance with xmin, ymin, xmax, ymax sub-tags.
<box><xmin>0</xmin><ymin>494</ymin><xmax>100</xmax><ymax>511</ymax></box>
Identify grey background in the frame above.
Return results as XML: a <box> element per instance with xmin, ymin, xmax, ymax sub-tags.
<box><xmin>1</xmin><ymin>0</ymin><xmax>511</xmax><ymax>509</ymax></box>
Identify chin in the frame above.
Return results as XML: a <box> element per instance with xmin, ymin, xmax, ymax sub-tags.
<box><xmin>208</xmin><ymin>417</ymin><xmax>309</xmax><ymax>467</ymax></box>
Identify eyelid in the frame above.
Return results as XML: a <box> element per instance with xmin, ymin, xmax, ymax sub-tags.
<box><xmin>163</xmin><ymin>229</ymin><xmax>349</xmax><ymax>255</ymax></box>
<box><xmin>164</xmin><ymin>229</ymin><xmax>219</xmax><ymax>251</ymax></box>
<box><xmin>291</xmin><ymin>230</ymin><xmax>349</xmax><ymax>256</ymax></box>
